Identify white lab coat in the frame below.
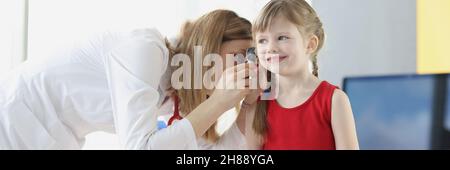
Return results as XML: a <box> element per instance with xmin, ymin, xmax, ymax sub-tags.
<box><xmin>0</xmin><ymin>28</ymin><xmax>246</xmax><ymax>150</ymax></box>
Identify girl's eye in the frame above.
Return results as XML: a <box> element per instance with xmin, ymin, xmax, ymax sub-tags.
<box><xmin>278</xmin><ymin>36</ymin><xmax>289</xmax><ymax>41</ymax></box>
<box><xmin>258</xmin><ymin>39</ymin><xmax>268</xmax><ymax>44</ymax></box>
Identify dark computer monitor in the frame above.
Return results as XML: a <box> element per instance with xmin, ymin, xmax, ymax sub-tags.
<box><xmin>343</xmin><ymin>74</ymin><xmax>450</xmax><ymax>150</ymax></box>
<box><xmin>446</xmin><ymin>76</ymin><xmax>450</xmax><ymax>132</ymax></box>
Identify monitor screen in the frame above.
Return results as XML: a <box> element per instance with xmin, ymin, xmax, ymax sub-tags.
<box><xmin>343</xmin><ymin>74</ymin><xmax>436</xmax><ymax>149</ymax></box>
<box><xmin>446</xmin><ymin>76</ymin><xmax>450</xmax><ymax>131</ymax></box>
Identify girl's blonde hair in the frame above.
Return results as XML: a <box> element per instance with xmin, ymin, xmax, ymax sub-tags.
<box><xmin>168</xmin><ymin>10</ymin><xmax>252</xmax><ymax>143</ymax></box>
<box><xmin>252</xmin><ymin>0</ymin><xmax>325</xmax><ymax>136</ymax></box>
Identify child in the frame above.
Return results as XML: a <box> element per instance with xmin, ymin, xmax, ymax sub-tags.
<box><xmin>242</xmin><ymin>0</ymin><xmax>359</xmax><ymax>150</ymax></box>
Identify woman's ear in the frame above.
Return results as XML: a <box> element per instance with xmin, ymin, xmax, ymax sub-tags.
<box><xmin>306</xmin><ymin>35</ymin><xmax>319</xmax><ymax>54</ymax></box>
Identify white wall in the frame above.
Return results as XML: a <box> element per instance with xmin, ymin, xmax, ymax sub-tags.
<box><xmin>27</xmin><ymin>0</ymin><xmax>269</xmax><ymax>61</ymax></box>
<box><xmin>313</xmin><ymin>0</ymin><xmax>417</xmax><ymax>87</ymax></box>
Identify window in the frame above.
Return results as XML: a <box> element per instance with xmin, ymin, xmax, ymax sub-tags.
<box><xmin>0</xmin><ymin>0</ymin><xmax>27</xmax><ymax>76</ymax></box>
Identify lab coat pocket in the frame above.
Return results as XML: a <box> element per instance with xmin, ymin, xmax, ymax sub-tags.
<box><xmin>5</xmin><ymin>101</ymin><xmax>57</xmax><ymax>149</ymax></box>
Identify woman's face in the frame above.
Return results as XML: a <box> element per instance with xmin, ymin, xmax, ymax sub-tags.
<box><xmin>220</xmin><ymin>39</ymin><xmax>253</xmax><ymax>69</ymax></box>
<box><xmin>204</xmin><ymin>39</ymin><xmax>252</xmax><ymax>94</ymax></box>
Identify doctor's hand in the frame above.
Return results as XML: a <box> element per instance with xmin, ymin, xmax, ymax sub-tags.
<box><xmin>243</xmin><ymin>65</ymin><xmax>269</xmax><ymax>105</ymax></box>
<box><xmin>184</xmin><ymin>63</ymin><xmax>257</xmax><ymax>138</ymax></box>
<box><xmin>243</xmin><ymin>89</ymin><xmax>262</xmax><ymax>106</ymax></box>
<box><xmin>209</xmin><ymin>63</ymin><xmax>258</xmax><ymax>111</ymax></box>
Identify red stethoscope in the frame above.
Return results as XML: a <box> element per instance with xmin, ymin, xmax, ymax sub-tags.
<box><xmin>167</xmin><ymin>95</ymin><xmax>182</xmax><ymax>126</ymax></box>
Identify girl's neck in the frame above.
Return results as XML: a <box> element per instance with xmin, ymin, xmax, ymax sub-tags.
<box><xmin>277</xmin><ymin>70</ymin><xmax>319</xmax><ymax>95</ymax></box>
<box><xmin>273</xmin><ymin>70</ymin><xmax>322</xmax><ymax>108</ymax></box>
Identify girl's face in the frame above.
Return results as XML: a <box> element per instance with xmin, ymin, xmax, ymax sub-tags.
<box><xmin>255</xmin><ymin>15</ymin><xmax>316</xmax><ymax>76</ymax></box>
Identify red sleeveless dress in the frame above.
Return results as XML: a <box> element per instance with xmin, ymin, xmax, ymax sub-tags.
<box><xmin>263</xmin><ymin>81</ymin><xmax>338</xmax><ymax>150</ymax></box>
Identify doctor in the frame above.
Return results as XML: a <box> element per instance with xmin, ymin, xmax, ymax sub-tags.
<box><xmin>0</xmin><ymin>9</ymin><xmax>255</xmax><ymax>149</ymax></box>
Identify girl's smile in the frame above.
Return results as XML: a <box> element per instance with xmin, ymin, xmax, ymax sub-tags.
<box><xmin>266</xmin><ymin>55</ymin><xmax>289</xmax><ymax>63</ymax></box>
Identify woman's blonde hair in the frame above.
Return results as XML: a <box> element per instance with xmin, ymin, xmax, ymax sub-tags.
<box><xmin>252</xmin><ymin>0</ymin><xmax>325</xmax><ymax>136</ymax></box>
<box><xmin>168</xmin><ymin>9</ymin><xmax>252</xmax><ymax>143</ymax></box>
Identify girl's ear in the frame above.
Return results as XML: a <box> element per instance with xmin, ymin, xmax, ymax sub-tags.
<box><xmin>306</xmin><ymin>35</ymin><xmax>319</xmax><ymax>54</ymax></box>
